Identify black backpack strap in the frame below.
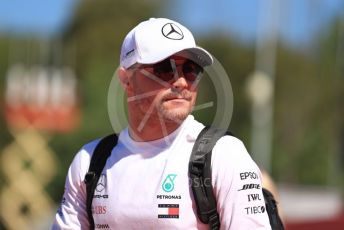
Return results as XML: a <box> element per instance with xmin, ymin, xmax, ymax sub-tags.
<box><xmin>263</xmin><ymin>188</ymin><xmax>285</xmax><ymax>230</ymax></box>
<box><xmin>84</xmin><ymin>133</ymin><xmax>118</xmax><ymax>230</ymax></box>
<box><xmin>190</xmin><ymin>126</ymin><xmax>285</xmax><ymax>230</ymax></box>
<box><xmin>189</xmin><ymin>126</ymin><xmax>232</xmax><ymax>230</ymax></box>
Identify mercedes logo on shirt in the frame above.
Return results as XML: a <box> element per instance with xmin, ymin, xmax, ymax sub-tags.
<box><xmin>96</xmin><ymin>174</ymin><xmax>106</xmax><ymax>192</ymax></box>
<box><xmin>161</xmin><ymin>23</ymin><xmax>184</xmax><ymax>40</ymax></box>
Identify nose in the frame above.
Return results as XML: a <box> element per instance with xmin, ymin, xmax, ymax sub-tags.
<box><xmin>171</xmin><ymin>73</ymin><xmax>188</xmax><ymax>91</ymax></box>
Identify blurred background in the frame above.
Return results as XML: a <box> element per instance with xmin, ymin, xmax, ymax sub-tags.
<box><xmin>0</xmin><ymin>0</ymin><xmax>343</xmax><ymax>229</ymax></box>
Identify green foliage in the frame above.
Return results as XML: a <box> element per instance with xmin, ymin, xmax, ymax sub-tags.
<box><xmin>0</xmin><ymin>38</ymin><xmax>11</xmax><ymax>149</ymax></box>
<box><xmin>272</xmin><ymin>16</ymin><xmax>344</xmax><ymax>186</ymax></box>
<box><xmin>198</xmin><ymin>36</ymin><xmax>255</xmax><ymax>144</ymax></box>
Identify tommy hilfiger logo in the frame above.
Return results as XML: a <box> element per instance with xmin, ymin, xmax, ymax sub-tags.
<box><xmin>158</xmin><ymin>204</ymin><xmax>179</xmax><ymax>218</ymax></box>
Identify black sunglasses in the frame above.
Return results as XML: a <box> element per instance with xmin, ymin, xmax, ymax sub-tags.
<box><xmin>133</xmin><ymin>59</ymin><xmax>204</xmax><ymax>83</ymax></box>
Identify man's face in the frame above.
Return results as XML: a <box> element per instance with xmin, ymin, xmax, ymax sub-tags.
<box><xmin>127</xmin><ymin>54</ymin><xmax>203</xmax><ymax>125</ymax></box>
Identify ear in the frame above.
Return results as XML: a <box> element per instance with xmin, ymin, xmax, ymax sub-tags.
<box><xmin>118</xmin><ymin>67</ymin><xmax>133</xmax><ymax>93</ymax></box>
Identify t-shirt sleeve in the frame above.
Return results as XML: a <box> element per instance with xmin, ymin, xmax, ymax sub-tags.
<box><xmin>211</xmin><ymin>136</ymin><xmax>272</xmax><ymax>230</ymax></box>
<box><xmin>51</xmin><ymin>141</ymin><xmax>98</xmax><ymax>230</ymax></box>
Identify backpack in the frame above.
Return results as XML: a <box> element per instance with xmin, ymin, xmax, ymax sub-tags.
<box><xmin>84</xmin><ymin>126</ymin><xmax>285</xmax><ymax>230</ymax></box>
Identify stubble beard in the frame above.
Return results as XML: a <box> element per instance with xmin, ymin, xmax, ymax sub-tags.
<box><xmin>157</xmin><ymin>100</ymin><xmax>192</xmax><ymax>124</ymax></box>
<box><xmin>135</xmin><ymin>95</ymin><xmax>194</xmax><ymax>126</ymax></box>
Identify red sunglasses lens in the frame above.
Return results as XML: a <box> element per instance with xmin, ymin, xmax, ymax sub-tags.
<box><xmin>152</xmin><ymin>59</ymin><xmax>203</xmax><ymax>82</ymax></box>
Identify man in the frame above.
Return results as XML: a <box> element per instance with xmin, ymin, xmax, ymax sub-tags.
<box><xmin>52</xmin><ymin>18</ymin><xmax>272</xmax><ymax>229</ymax></box>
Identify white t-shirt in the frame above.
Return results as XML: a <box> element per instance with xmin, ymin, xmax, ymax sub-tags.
<box><xmin>52</xmin><ymin>116</ymin><xmax>271</xmax><ymax>230</ymax></box>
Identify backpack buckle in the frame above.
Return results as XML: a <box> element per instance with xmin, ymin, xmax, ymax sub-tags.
<box><xmin>84</xmin><ymin>172</ymin><xmax>96</xmax><ymax>184</ymax></box>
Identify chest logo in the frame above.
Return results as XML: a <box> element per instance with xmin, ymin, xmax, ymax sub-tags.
<box><xmin>96</xmin><ymin>174</ymin><xmax>106</xmax><ymax>192</ymax></box>
<box><xmin>162</xmin><ymin>174</ymin><xmax>177</xmax><ymax>192</ymax></box>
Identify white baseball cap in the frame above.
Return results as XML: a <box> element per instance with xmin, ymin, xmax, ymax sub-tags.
<box><xmin>120</xmin><ymin>18</ymin><xmax>213</xmax><ymax>69</ymax></box>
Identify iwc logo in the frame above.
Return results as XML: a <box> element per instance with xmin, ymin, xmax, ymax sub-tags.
<box><xmin>161</xmin><ymin>23</ymin><xmax>184</xmax><ymax>40</ymax></box>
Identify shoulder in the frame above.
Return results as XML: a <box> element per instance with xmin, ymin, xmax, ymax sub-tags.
<box><xmin>68</xmin><ymin>138</ymin><xmax>102</xmax><ymax>179</ymax></box>
<box><xmin>76</xmin><ymin>138</ymin><xmax>101</xmax><ymax>162</ymax></box>
<box><xmin>213</xmin><ymin>135</ymin><xmax>251</xmax><ymax>160</ymax></box>
<box><xmin>210</xmin><ymin>134</ymin><xmax>263</xmax><ymax>194</ymax></box>
<box><xmin>211</xmin><ymin>135</ymin><xmax>259</xmax><ymax>172</ymax></box>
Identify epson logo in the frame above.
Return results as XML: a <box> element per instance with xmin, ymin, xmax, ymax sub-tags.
<box><xmin>240</xmin><ymin>172</ymin><xmax>258</xmax><ymax>180</ymax></box>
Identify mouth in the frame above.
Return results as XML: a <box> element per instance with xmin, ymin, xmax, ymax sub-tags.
<box><xmin>163</xmin><ymin>93</ymin><xmax>192</xmax><ymax>102</ymax></box>
<box><xmin>164</xmin><ymin>96</ymin><xmax>184</xmax><ymax>100</ymax></box>
<box><xmin>163</xmin><ymin>97</ymin><xmax>190</xmax><ymax>104</ymax></box>
<box><xmin>168</xmin><ymin>98</ymin><xmax>188</xmax><ymax>102</ymax></box>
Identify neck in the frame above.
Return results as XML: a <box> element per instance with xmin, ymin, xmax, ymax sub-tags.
<box><xmin>128</xmin><ymin>111</ymin><xmax>183</xmax><ymax>142</ymax></box>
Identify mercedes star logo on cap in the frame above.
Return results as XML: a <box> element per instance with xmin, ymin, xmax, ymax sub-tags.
<box><xmin>161</xmin><ymin>23</ymin><xmax>184</xmax><ymax>40</ymax></box>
